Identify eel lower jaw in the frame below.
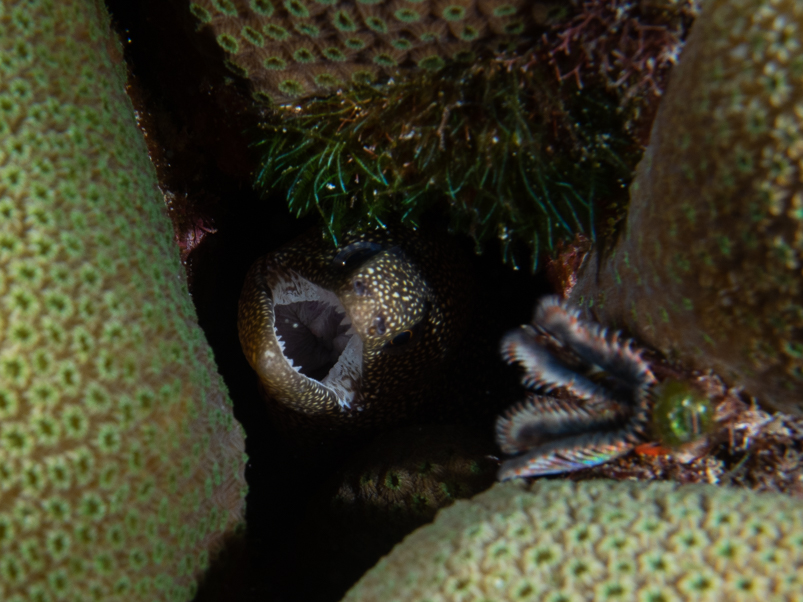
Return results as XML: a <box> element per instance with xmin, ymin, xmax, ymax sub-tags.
<box><xmin>268</xmin><ymin>271</ymin><xmax>364</xmax><ymax>410</ymax></box>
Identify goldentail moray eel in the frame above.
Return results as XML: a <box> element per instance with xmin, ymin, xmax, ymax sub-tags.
<box><xmin>238</xmin><ymin>226</ymin><xmax>468</xmax><ymax>440</ymax></box>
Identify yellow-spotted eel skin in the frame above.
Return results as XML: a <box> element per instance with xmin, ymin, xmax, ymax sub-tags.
<box><xmin>238</xmin><ymin>226</ymin><xmax>469</xmax><ymax>441</ymax></box>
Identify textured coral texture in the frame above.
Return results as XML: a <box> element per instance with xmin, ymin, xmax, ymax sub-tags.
<box><xmin>189</xmin><ymin>0</ymin><xmax>535</xmax><ymax>102</ymax></box>
<box><xmin>344</xmin><ymin>479</ymin><xmax>803</xmax><ymax>601</ymax></box>
<box><xmin>570</xmin><ymin>0</ymin><xmax>803</xmax><ymax>414</ymax></box>
<box><xmin>0</xmin><ymin>1</ymin><xmax>247</xmax><ymax>601</ymax></box>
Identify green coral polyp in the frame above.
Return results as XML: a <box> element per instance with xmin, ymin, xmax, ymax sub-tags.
<box><xmin>278</xmin><ymin>78</ymin><xmax>307</xmax><ymax>96</ymax></box>
<box><xmin>394</xmin><ymin>8</ymin><xmax>422</xmax><ymax>22</ymax></box>
<box><xmin>372</xmin><ymin>51</ymin><xmax>398</xmax><ymax>66</ymax></box>
<box><xmin>322</xmin><ymin>46</ymin><xmax>348</xmax><ymax>61</ymax></box>
<box><xmin>293</xmin><ymin>47</ymin><xmax>316</xmax><ymax>62</ymax></box>
<box><xmin>314</xmin><ymin>72</ymin><xmax>341</xmax><ymax>87</ymax></box>
<box><xmin>250</xmin><ymin>0</ymin><xmax>276</xmax><ymax>16</ymax></box>
<box><xmin>188</xmin><ymin>3</ymin><xmax>212</xmax><ymax>22</ymax></box>
<box><xmin>456</xmin><ymin>23</ymin><xmax>481</xmax><ymax>40</ymax></box>
<box><xmin>332</xmin><ymin>10</ymin><xmax>358</xmax><ymax>31</ymax></box>
<box><xmin>417</xmin><ymin>54</ymin><xmax>445</xmax><ymax>70</ymax></box>
<box><xmin>442</xmin><ymin>5</ymin><xmax>467</xmax><ymax>20</ymax></box>
<box><xmin>364</xmin><ymin>16</ymin><xmax>388</xmax><ymax>33</ymax></box>
<box><xmin>284</xmin><ymin>0</ymin><xmax>310</xmax><ymax>18</ymax></box>
<box><xmin>215</xmin><ymin>33</ymin><xmax>239</xmax><ymax>54</ymax></box>
<box><xmin>241</xmin><ymin>25</ymin><xmax>265</xmax><ymax>46</ymax></box>
<box><xmin>212</xmin><ymin>0</ymin><xmax>238</xmax><ymax>16</ymax></box>
<box><xmin>343</xmin><ymin>36</ymin><xmax>367</xmax><ymax>50</ymax></box>
<box><xmin>1</xmin><ymin>0</ymin><xmax>246</xmax><ymax>599</ymax></box>
<box><xmin>502</xmin><ymin>19</ymin><xmax>524</xmax><ymax>34</ymax></box>
<box><xmin>263</xmin><ymin>23</ymin><xmax>291</xmax><ymax>40</ymax></box>
<box><xmin>293</xmin><ymin>21</ymin><xmax>322</xmax><ymax>37</ymax></box>
<box><xmin>492</xmin><ymin>5</ymin><xmax>517</xmax><ymax>17</ymax></box>
<box><xmin>391</xmin><ymin>38</ymin><xmax>414</xmax><ymax>50</ymax></box>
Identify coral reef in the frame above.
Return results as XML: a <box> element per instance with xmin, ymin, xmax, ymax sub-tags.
<box><xmin>189</xmin><ymin>0</ymin><xmax>540</xmax><ymax>103</ymax></box>
<box><xmin>297</xmin><ymin>425</ymin><xmax>497</xmax><ymax>600</ymax></box>
<box><xmin>184</xmin><ymin>0</ymin><xmax>700</xmax><ymax>271</ymax></box>
<box><xmin>569</xmin><ymin>0</ymin><xmax>803</xmax><ymax>414</ymax></box>
<box><xmin>344</xmin><ymin>479</ymin><xmax>803</xmax><ymax>601</ymax></box>
<box><xmin>255</xmin><ymin>54</ymin><xmax>637</xmax><ymax>270</ymax></box>
<box><xmin>0</xmin><ymin>1</ymin><xmax>247</xmax><ymax>600</ymax></box>
<box><xmin>238</xmin><ymin>225</ymin><xmax>471</xmax><ymax>441</ymax></box>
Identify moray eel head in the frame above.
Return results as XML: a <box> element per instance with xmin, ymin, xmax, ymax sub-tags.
<box><xmin>339</xmin><ymin>247</ymin><xmax>429</xmax><ymax>348</ymax></box>
<box><xmin>238</xmin><ymin>227</ymin><xmax>464</xmax><ymax>436</ymax></box>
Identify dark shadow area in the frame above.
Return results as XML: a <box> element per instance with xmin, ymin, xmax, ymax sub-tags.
<box><xmin>103</xmin><ymin>1</ymin><xmax>551</xmax><ymax>600</ymax></box>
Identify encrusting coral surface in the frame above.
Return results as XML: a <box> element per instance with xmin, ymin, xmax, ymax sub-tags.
<box><xmin>569</xmin><ymin>0</ymin><xmax>803</xmax><ymax>414</ymax></box>
<box><xmin>189</xmin><ymin>0</ymin><xmax>539</xmax><ymax>103</ymax></box>
<box><xmin>0</xmin><ymin>1</ymin><xmax>247</xmax><ymax>600</ymax></box>
<box><xmin>344</xmin><ymin>479</ymin><xmax>803</xmax><ymax>601</ymax></box>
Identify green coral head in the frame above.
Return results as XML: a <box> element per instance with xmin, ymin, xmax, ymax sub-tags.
<box><xmin>650</xmin><ymin>379</ymin><xmax>715</xmax><ymax>448</ymax></box>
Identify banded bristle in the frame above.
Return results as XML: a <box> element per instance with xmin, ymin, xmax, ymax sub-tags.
<box><xmin>495</xmin><ymin>393</ymin><xmax>627</xmax><ymax>455</ymax></box>
<box><xmin>500</xmin><ymin>323</ymin><xmax>611</xmax><ymax>403</ymax></box>
<box><xmin>497</xmin><ymin>430</ymin><xmax>637</xmax><ymax>479</ymax></box>
<box><xmin>533</xmin><ymin>296</ymin><xmax>656</xmax><ymax>394</ymax></box>
<box><xmin>495</xmin><ymin>296</ymin><xmax>658</xmax><ymax>479</ymax></box>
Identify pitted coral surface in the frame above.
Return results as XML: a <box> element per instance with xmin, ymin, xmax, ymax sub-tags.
<box><xmin>0</xmin><ymin>1</ymin><xmax>246</xmax><ymax>600</ymax></box>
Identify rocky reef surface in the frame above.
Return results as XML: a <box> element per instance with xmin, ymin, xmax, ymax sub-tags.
<box><xmin>570</xmin><ymin>0</ymin><xmax>803</xmax><ymax>415</ymax></box>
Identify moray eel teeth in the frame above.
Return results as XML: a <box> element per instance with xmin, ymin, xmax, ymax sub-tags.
<box><xmin>263</xmin><ymin>268</ymin><xmax>364</xmax><ymax>410</ymax></box>
<box><xmin>238</xmin><ymin>226</ymin><xmax>467</xmax><ymax>438</ymax></box>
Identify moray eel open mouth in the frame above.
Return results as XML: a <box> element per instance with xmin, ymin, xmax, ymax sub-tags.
<box><xmin>238</xmin><ymin>226</ymin><xmax>467</xmax><ymax>435</ymax></box>
<box><xmin>267</xmin><ymin>273</ymin><xmax>364</xmax><ymax>408</ymax></box>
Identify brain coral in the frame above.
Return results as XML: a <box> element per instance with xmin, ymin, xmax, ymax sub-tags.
<box><xmin>189</xmin><ymin>0</ymin><xmax>538</xmax><ymax>102</ymax></box>
<box><xmin>344</xmin><ymin>479</ymin><xmax>803</xmax><ymax>601</ymax></box>
<box><xmin>568</xmin><ymin>0</ymin><xmax>803</xmax><ymax>413</ymax></box>
<box><xmin>0</xmin><ymin>1</ymin><xmax>246</xmax><ymax>601</ymax></box>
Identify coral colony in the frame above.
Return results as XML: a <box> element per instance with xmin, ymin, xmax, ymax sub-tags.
<box><xmin>0</xmin><ymin>2</ymin><xmax>246</xmax><ymax>601</ymax></box>
<box><xmin>190</xmin><ymin>0</ymin><xmax>695</xmax><ymax>269</ymax></box>
<box><xmin>344</xmin><ymin>479</ymin><xmax>803</xmax><ymax>601</ymax></box>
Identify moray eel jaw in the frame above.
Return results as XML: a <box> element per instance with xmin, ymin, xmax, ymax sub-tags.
<box><xmin>239</xmin><ymin>225</ymin><xmax>468</xmax><ymax>437</ymax></box>
<box><xmin>239</xmin><ymin>263</ymin><xmax>364</xmax><ymax>412</ymax></box>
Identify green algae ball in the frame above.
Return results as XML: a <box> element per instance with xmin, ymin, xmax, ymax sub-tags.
<box><xmin>651</xmin><ymin>379</ymin><xmax>715</xmax><ymax>448</ymax></box>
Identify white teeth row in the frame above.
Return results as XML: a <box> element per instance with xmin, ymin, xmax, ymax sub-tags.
<box><xmin>339</xmin><ymin>313</ymin><xmax>355</xmax><ymax>336</ymax></box>
<box><xmin>274</xmin><ymin>331</ymin><xmax>304</xmax><ymax>373</ymax></box>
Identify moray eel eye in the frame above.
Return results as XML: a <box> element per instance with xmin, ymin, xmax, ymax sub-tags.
<box><xmin>382</xmin><ymin>313</ymin><xmax>426</xmax><ymax>354</ymax></box>
<box><xmin>353</xmin><ymin>278</ymin><xmax>368</xmax><ymax>296</ymax></box>
<box><xmin>389</xmin><ymin>330</ymin><xmax>413</xmax><ymax>346</ymax></box>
